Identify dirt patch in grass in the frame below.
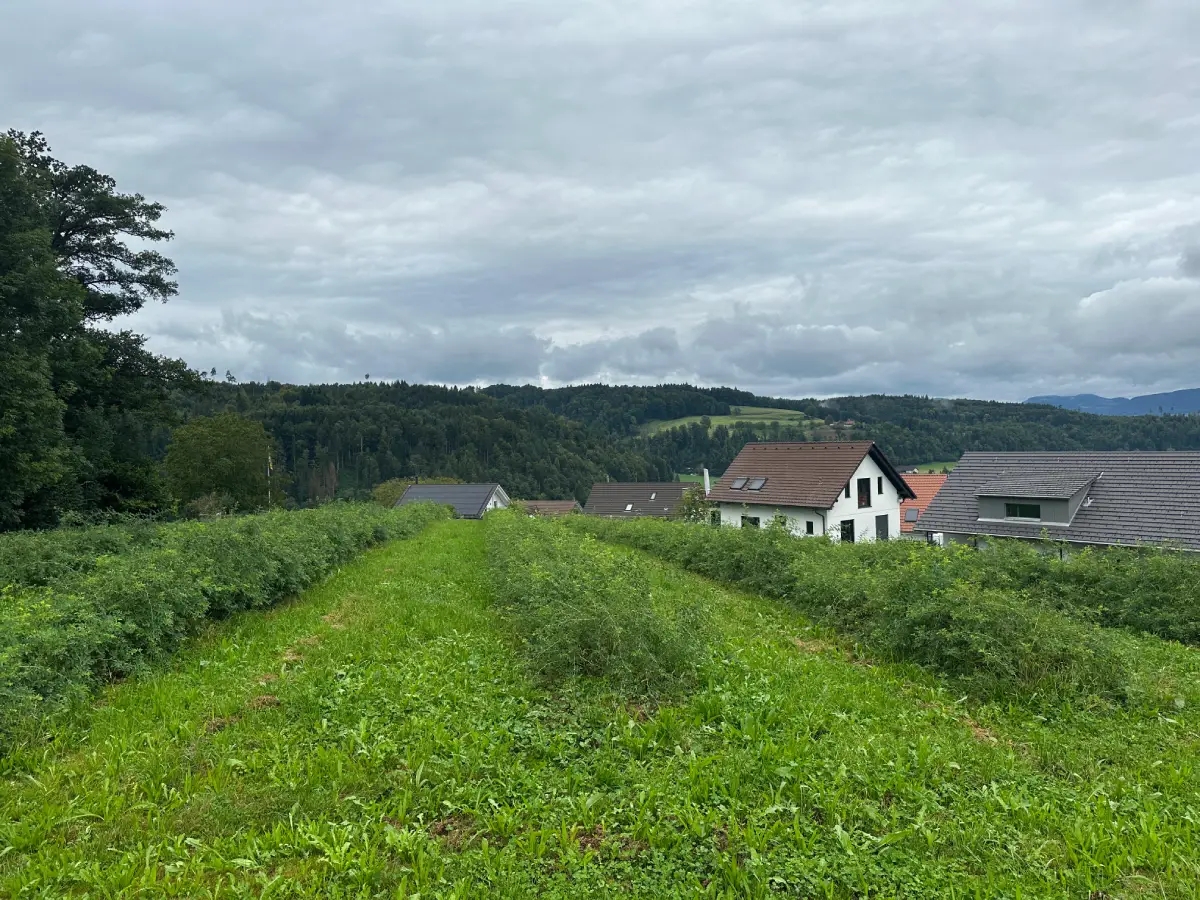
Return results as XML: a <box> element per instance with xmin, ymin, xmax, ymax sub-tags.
<box><xmin>428</xmin><ymin>813</ymin><xmax>476</xmax><ymax>851</ymax></box>
<box><xmin>205</xmin><ymin>716</ymin><xmax>240</xmax><ymax>734</ymax></box>
<box><xmin>296</xmin><ymin>635</ymin><xmax>322</xmax><ymax>647</ymax></box>
<box><xmin>322</xmin><ymin>612</ymin><xmax>347</xmax><ymax>630</ymax></box>
<box><xmin>247</xmin><ymin>695</ymin><xmax>281</xmax><ymax>710</ymax></box>
<box><xmin>281</xmin><ymin>649</ymin><xmax>303</xmax><ymax>664</ymax></box>
<box><xmin>577</xmin><ymin>824</ymin><xmax>605</xmax><ymax>853</ymax></box>
<box><xmin>792</xmin><ymin>637</ymin><xmax>833</xmax><ymax>654</ymax></box>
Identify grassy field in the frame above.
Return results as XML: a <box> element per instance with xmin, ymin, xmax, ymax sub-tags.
<box><xmin>4</xmin><ymin>519</ymin><xmax>1199</xmax><ymax>897</ymax></box>
<box><xmin>639</xmin><ymin>406</ymin><xmax>814</xmax><ymax>435</ymax></box>
<box><xmin>909</xmin><ymin>461</ymin><xmax>958</xmax><ymax>473</ymax></box>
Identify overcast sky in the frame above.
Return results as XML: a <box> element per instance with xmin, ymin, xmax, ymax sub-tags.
<box><xmin>4</xmin><ymin>0</ymin><xmax>1199</xmax><ymax>400</ymax></box>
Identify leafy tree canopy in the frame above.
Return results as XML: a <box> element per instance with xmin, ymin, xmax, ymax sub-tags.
<box><xmin>164</xmin><ymin>414</ymin><xmax>279</xmax><ymax>510</ymax></box>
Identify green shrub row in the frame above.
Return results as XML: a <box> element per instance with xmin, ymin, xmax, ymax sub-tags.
<box><xmin>566</xmin><ymin>517</ymin><xmax>1134</xmax><ymax>704</ymax></box>
<box><xmin>956</xmin><ymin>540</ymin><xmax>1200</xmax><ymax>645</ymax></box>
<box><xmin>0</xmin><ymin>519</ymin><xmax>166</xmax><ymax>590</ymax></box>
<box><xmin>485</xmin><ymin>510</ymin><xmax>708</xmax><ymax>693</ymax></box>
<box><xmin>0</xmin><ymin>502</ymin><xmax>450</xmax><ymax>741</ymax></box>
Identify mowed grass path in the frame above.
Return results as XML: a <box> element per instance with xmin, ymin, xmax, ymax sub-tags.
<box><xmin>2</xmin><ymin>520</ymin><xmax>1198</xmax><ymax>897</ymax></box>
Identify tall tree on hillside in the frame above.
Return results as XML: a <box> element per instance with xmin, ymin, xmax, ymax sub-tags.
<box><xmin>0</xmin><ymin>131</ymin><xmax>196</xmax><ymax>527</ymax></box>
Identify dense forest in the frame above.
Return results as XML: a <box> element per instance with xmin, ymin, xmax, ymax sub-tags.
<box><xmin>5</xmin><ymin>130</ymin><xmax>1200</xmax><ymax>528</ymax></box>
<box><xmin>184</xmin><ymin>382</ymin><xmax>1200</xmax><ymax>508</ymax></box>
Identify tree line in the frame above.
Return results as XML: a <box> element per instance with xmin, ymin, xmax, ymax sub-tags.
<box><xmin>5</xmin><ymin>132</ymin><xmax>1200</xmax><ymax>529</ymax></box>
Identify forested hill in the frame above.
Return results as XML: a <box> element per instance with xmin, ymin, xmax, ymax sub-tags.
<box><xmin>179</xmin><ymin>382</ymin><xmax>671</xmax><ymax>505</ymax></box>
<box><xmin>189</xmin><ymin>382</ymin><xmax>1200</xmax><ymax>506</ymax></box>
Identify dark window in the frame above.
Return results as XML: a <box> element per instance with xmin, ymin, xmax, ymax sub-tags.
<box><xmin>1005</xmin><ymin>503</ymin><xmax>1041</xmax><ymax>520</ymax></box>
<box><xmin>709</xmin><ymin>509</ymin><xmax>721</xmax><ymax>526</ymax></box>
<box><xmin>904</xmin><ymin>508</ymin><xmax>920</xmax><ymax>522</ymax></box>
<box><xmin>742</xmin><ymin>516</ymin><xmax>761</xmax><ymax>529</ymax></box>
<box><xmin>857</xmin><ymin>478</ymin><xmax>871</xmax><ymax>509</ymax></box>
<box><xmin>844</xmin><ymin>483</ymin><xmax>851</xmax><ymax>499</ymax></box>
<box><xmin>747</xmin><ymin>477</ymin><xmax>767</xmax><ymax>491</ymax></box>
<box><xmin>805</xmin><ymin>520</ymin><xmax>815</xmax><ymax>535</ymax></box>
<box><xmin>840</xmin><ymin>520</ymin><xmax>855</xmax><ymax>543</ymax></box>
<box><xmin>731</xmin><ymin>477</ymin><xmax>748</xmax><ymax>490</ymax></box>
<box><xmin>878</xmin><ymin>476</ymin><xmax>883</xmax><ymax>495</ymax></box>
<box><xmin>876</xmin><ymin>514</ymin><xmax>889</xmax><ymax>541</ymax></box>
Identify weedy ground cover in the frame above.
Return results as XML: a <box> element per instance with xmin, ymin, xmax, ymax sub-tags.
<box><xmin>486</xmin><ymin>510</ymin><xmax>709</xmax><ymax>692</ymax></box>
<box><xmin>0</xmin><ymin>502</ymin><xmax>449</xmax><ymax>742</ymax></box>
<box><xmin>2</xmin><ymin>519</ymin><xmax>1198</xmax><ymax>897</ymax></box>
<box><xmin>567</xmin><ymin>517</ymin><xmax>1200</xmax><ymax>708</ymax></box>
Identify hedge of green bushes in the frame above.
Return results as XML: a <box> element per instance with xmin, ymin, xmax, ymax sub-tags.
<box><xmin>486</xmin><ymin>510</ymin><xmax>709</xmax><ymax>693</ymax></box>
<box><xmin>567</xmin><ymin>517</ymin><xmax>1139</xmax><ymax>704</ymax></box>
<box><xmin>0</xmin><ymin>502</ymin><xmax>449</xmax><ymax>740</ymax></box>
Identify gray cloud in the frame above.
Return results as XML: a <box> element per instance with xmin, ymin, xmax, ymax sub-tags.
<box><xmin>3</xmin><ymin>0</ymin><xmax>1200</xmax><ymax>399</ymax></box>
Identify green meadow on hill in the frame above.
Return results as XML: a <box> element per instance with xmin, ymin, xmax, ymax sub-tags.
<box><xmin>638</xmin><ymin>406</ymin><xmax>816</xmax><ymax>436</ymax></box>
<box><xmin>2</xmin><ymin>513</ymin><xmax>1199</xmax><ymax>898</ymax></box>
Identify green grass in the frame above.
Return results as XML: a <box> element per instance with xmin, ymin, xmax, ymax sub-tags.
<box><xmin>640</xmin><ymin>406</ymin><xmax>814</xmax><ymax>435</ymax></box>
<box><xmin>3</xmin><ymin>520</ymin><xmax>1199</xmax><ymax>897</ymax></box>
<box><xmin>910</xmin><ymin>461</ymin><xmax>958</xmax><ymax>473</ymax></box>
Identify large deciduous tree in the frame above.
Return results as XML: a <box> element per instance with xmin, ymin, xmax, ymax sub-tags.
<box><xmin>164</xmin><ymin>414</ymin><xmax>282</xmax><ymax>511</ymax></box>
<box><xmin>0</xmin><ymin>131</ymin><xmax>196</xmax><ymax>528</ymax></box>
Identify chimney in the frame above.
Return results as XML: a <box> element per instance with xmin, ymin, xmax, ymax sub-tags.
<box><xmin>702</xmin><ymin>468</ymin><xmax>711</xmax><ymax>496</ymax></box>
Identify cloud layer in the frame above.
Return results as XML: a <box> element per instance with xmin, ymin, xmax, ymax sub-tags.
<box><xmin>4</xmin><ymin>0</ymin><xmax>1199</xmax><ymax>399</ymax></box>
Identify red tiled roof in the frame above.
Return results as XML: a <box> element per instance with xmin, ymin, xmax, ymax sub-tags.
<box><xmin>709</xmin><ymin>441</ymin><xmax>914</xmax><ymax>509</ymax></box>
<box><xmin>899</xmin><ymin>473</ymin><xmax>948</xmax><ymax>532</ymax></box>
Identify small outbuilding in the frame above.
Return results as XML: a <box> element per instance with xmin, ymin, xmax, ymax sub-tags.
<box><xmin>396</xmin><ymin>483</ymin><xmax>510</xmax><ymax>519</ymax></box>
<box><xmin>583</xmin><ymin>482</ymin><xmax>687</xmax><ymax>518</ymax></box>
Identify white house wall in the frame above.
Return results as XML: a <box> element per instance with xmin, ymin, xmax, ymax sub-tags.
<box><xmin>717</xmin><ymin>454</ymin><xmax>903</xmax><ymax>542</ymax></box>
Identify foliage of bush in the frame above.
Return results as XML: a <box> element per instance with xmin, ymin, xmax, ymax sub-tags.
<box><xmin>955</xmin><ymin>540</ymin><xmax>1200</xmax><ymax>645</ymax></box>
<box><xmin>0</xmin><ymin>502</ymin><xmax>449</xmax><ymax>740</ymax></box>
<box><xmin>567</xmin><ymin>517</ymin><xmax>1134</xmax><ymax>704</ymax></box>
<box><xmin>486</xmin><ymin>510</ymin><xmax>708</xmax><ymax>693</ymax></box>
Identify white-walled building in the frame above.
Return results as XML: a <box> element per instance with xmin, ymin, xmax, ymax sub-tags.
<box><xmin>708</xmin><ymin>442</ymin><xmax>916</xmax><ymax>542</ymax></box>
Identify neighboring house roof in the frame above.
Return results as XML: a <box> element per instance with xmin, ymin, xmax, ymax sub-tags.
<box><xmin>976</xmin><ymin>474</ymin><xmax>1098</xmax><ymax>499</ymax></box>
<box><xmin>583</xmin><ymin>482</ymin><xmax>687</xmax><ymax>517</ymax></box>
<box><xmin>900</xmin><ymin>473</ymin><xmax>948</xmax><ymax>533</ymax></box>
<box><xmin>521</xmin><ymin>500</ymin><xmax>582</xmax><ymax>516</ymax></box>
<box><xmin>914</xmin><ymin>451</ymin><xmax>1200</xmax><ymax>550</ymax></box>
<box><xmin>396</xmin><ymin>483</ymin><xmax>507</xmax><ymax>519</ymax></box>
<box><xmin>709</xmin><ymin>441</ymin><xmax>916</xmax><ymax>509</ymax></box>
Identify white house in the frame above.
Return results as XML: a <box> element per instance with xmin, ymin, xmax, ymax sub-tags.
<box><xmin>708</xmin><ymin>441</ymin><xmax>915</xmax><ymax>542</ymax></box>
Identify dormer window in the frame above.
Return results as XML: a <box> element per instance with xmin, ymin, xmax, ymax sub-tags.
<box><xmin>731</xmin><ymin>477</ymin><xmax>748</xmax><ymax>490</ymax></box>
<box><xmin>1005</xmin><ymin>503</ymin><xmax>1041</xmax><ymax>521</ymax></box>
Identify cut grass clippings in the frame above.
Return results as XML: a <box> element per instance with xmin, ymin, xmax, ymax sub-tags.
<box><xmin>2</xmin><ymin>520</ymin><xmax>1199</xmax><ymax>897</ymax></box>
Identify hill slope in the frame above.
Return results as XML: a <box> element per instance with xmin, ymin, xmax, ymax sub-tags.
<box><xmin>4</xmin><ymin>520</ymin><xmax>1198</xmax><ymax>897</ymax></box>
<box><xmin>1027</xmin><ymin>387</ymin><xmax>1200</xmax><ymax>416</ymax></box>
<box><xmin>185</xmin><ymin>384</ymin><xmax>1200</xmax><ymax>506</ymax></box>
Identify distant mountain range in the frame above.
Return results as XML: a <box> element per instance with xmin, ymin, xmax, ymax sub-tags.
<box><xmin>1026</xmin><ymin>388</ymin><xmax>1200</xmax><ymax>416</ymax></box>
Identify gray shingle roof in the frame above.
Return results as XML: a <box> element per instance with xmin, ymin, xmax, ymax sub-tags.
<box><xmin>915</xmin><ymin>452</ymin><xmax>1200</xmax><ymax>550</ymax></box>
<box><xmin>583</xmin><ymin>482</ymin><xmax>686</xmax><ymax>517</ymax></box>
<box><xmin>975</xmin><ymin>474</ymin><xmax>1098</xmax><ymax>499</ymax></box>
<box><xmin>396</xmin><ymin>483</ymin><xmax>506</xmax><ymax>519</ymax></box>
